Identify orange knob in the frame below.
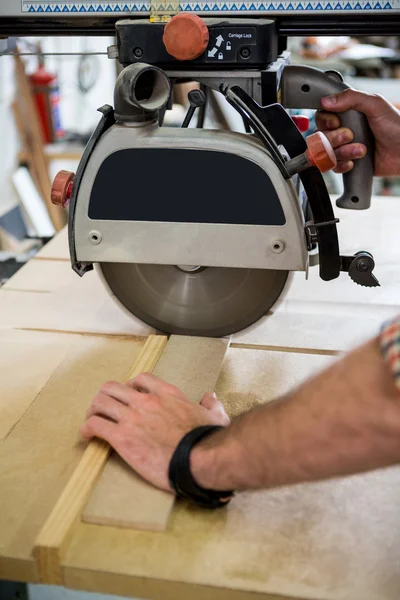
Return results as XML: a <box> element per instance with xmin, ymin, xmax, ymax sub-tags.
<box><xmin>163</xmin><ymin>13</ymin><xmax>209</xmax><ymax>61</ymax></box>
<box><xmin>306</xmin><ymin>131</ymin><xmax>337</xmax><ymax>173</ymax></box>
<box><xmin>51</xmin><ymin>170</ymin><xmax>75</xmax><ymax>207</ymax></box>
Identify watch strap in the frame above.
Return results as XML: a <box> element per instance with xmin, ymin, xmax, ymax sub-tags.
<box><xmin>168</xmin><ymin>425</ymin><xmax>234</xmax><ymax>509</ymax></box>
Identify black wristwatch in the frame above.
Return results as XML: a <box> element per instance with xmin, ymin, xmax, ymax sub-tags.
<box><xmin>168</xmin><ymin>425</ymin><xmax>234</xmax><ymax>509</ymax></box>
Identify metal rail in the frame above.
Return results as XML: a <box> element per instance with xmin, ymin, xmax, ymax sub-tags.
<box><xmin>1</xmin><ymin>15</ymin><xmax>400</xmax><ymax>37</ymax></box>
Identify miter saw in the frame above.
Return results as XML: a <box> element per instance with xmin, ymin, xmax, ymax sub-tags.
<box><xmin>3</xmin><ymin>2</ymin><xmax>398</xmax><ymax>337</ymax></box>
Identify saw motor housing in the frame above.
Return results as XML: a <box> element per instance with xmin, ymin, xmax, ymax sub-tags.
<box><xmin>74</xmin><ymin>116</ymin><xmax>308</xmax><ymax>273</ymax></box>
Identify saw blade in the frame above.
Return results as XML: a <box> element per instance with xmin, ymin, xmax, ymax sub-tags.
<box><xmin>98</xmin><ymin>263</ymin><xmax>290</xmax><ymax>337</ymax></box>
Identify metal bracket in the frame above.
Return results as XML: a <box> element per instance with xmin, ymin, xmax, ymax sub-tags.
<box><xmin>340</xmin><ymin>251</ymin><xmax>380</xmax><ymax>287</ymax></box>
<box><xmin>305</xmin><ymin>218</ymin><xmax>340</xmax><ymax>249</ymax></box>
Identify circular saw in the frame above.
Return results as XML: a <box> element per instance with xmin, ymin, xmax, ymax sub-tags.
<box><xmin>50</xmin><ymin>19</ymin><xmax>379</xmax><ymax>337</ymax></box>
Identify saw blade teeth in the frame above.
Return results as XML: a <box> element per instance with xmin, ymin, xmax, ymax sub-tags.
<box><xmin>348</xmin><ymin>272</ymin><xmax>380</xmax><ymax>288</ymax></box>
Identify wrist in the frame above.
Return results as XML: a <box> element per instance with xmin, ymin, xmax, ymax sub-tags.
<box><xmin>189</xmin><ymin>427</ymin><xmax>238</xmax><ymax>491</ymax></box>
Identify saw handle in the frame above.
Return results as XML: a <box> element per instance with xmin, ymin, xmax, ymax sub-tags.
<box><xmin>281</xmin><ymin>65</ymin><xmax>375</xmax><ymax>210</ymax></box>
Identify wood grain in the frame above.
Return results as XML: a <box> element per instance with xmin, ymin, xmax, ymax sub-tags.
<box><xmin>33</xmin><ymin>335</ymin><xmax>167</xmax><ymax>585</ymax></box>
<box><xmin>82</xmin><ymin>336</ymin><xmax>230</xmax><ymax>531</ymax></box>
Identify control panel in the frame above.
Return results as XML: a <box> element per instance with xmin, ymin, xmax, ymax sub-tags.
<box><xmin>117</xmin><ymin>17</ymin><xmax>278</xmax><ymax>68</ymax></box>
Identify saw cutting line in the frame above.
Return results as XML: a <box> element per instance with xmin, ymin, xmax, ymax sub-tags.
<box><xmin>230</xmin><ymin>342</ymin><xmax>339</xmax><ymax>357</ymax></box>
<box><xmin>16</xmin><ymin>327</ymin><xmax>153</xmax><ymax>340</ymax></box>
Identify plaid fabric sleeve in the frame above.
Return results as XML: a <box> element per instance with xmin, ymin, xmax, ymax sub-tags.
<box><xmin>380</xmin><ymin>316</ymin><xmax>400</xmax><ymax>392</ymax></box>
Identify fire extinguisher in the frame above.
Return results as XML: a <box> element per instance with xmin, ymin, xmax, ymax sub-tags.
<box><xmin>30</xmin><ymin>48</ymin><xmax>64</xmax><ymax>144</ymax></box>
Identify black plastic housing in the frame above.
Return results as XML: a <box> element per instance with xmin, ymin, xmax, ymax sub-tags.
<box><xmin>116</xmin><ymin>18</ymin><xmax>278</xmax><ymax>68</ymax></box>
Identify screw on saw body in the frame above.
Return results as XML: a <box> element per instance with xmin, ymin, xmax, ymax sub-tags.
<box><xmin>240</xmin><ymin>47</ymin><xmax>251</xmax><ymax>59</ymax></box>
<box><xmin>271</xmin><ymin>240</ymin><xmax>285</xmax><ymax>254</ymax></box>
<box><xmin>89</xmin><ymin>231</ymin><xmax>102</xmax><ymax>245</ymax></box>
<box><xmin>133</xmin><ymin>47</ymin><xmax>144</xmax><ymax>59</ymax></box>
<box><xmin>285</xmin><ymin>131</ymin><xmax>337</xmax><ymax>177</ymax></box>
<box><xmin>181</xmin><ymin>89</ymin><xmax>206</xmax><ymax>128</ymax></box>
<box><xmin>340</xmin><ymin>251</ymin><xmax>380</xmax><ymax>287</ymax></box>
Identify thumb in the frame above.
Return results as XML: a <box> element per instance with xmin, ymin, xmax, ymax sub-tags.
<box><xmin>321</xmin><ymin>89</ymin><xmax>385</xmax><ymax>118</ymax></box>
<box><xmin>200</xmin><ymin>392</ymin><xmax>221</xmax><ymax>411</ymax></box>
<box><xmin>200</xmin><ymin>392</ymin><xmax>230</xmax><ymax>426</ymax></box>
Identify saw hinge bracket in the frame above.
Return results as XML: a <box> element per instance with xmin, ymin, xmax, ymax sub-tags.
<box><xmin>304</xmin><ymin>218</ymin><xmax>340</xmax><ymax>249</ymax></box>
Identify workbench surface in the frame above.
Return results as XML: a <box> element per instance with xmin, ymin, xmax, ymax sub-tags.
<box><xmin>1</xmin><ymin>196</ymin><xmax>400</xmax><ymax>600</ymax></box>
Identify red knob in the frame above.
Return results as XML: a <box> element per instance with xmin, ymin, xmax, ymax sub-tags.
<box><xmin>306</xmin><ymin>132</ymin><xmax>337</xmax><ymax>173</ymax></box>
<box><xmin>163</xmin><ymin>13</ymin><xmax>209</xmax><ymax>61</ymax></box>
<box><xmin>51</xmin><ymin>170</ymin><xmax>75</xmax><ymax>207</ymax></box>
<box><xmin>291</xmin><ymin>115</ymin><xmax>310</xmax><ymax>133</ymax></box>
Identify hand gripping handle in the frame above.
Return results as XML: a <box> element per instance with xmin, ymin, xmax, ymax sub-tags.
<box><xmin>280</xmin><ymin>65</ymin><xmax>375</xmax><ymax>210</ymax></box>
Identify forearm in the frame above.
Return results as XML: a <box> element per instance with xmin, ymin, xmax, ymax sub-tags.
<box><xmin>191</xmin><ymin>337</ymin><xmax>400</xmax><ymax>491</ymax></box>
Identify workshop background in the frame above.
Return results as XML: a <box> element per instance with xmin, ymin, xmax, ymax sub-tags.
<box><xmin>1</xmin><ymin>31</ymin><xmax>400</xmax><ymax>600</ymax></box>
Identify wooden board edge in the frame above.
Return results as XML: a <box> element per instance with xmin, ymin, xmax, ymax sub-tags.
<box><xmin>32</xmin><ymin>334</ymin><xmax>168</xmax><ymax>585</ymax></box>
<box><xmin>64</xmin><ymin>566</ymin><xmax>300</xmax><ymax>600</ymax></box>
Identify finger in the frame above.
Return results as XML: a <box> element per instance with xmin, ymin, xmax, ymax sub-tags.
<box><xmin>200</xmin><ymin>392</ymin><xmax>230</xmax><ymax>426</ymax></box>
<box><xmin>321</xmin><ymin>89</ymin><xmax>391</xmax><ymax>118</ymax></box>
<box><xmin>315</xmin><ymin>111</ymin><xmax>341</xmax><ymax>131</ymax></box>
<box><xmin>333</xmin><ymin>160</ymin><xmax>354</xmax><ymax>174</ymax></box>
<box><xmin>322</xmin><ymin>127</ymin><xmax>354</xmax><ymax>150</ymax></box>
<box><xmin>81</xmin><ymin>415</ymin><xmax>118</xmax><ymax>442</ymax></box>
<box><xmin>334</xmin><ymin>142</ymin><xmax>367</xmax><ymax>161</ymax></box>
<box><xmin>86</xmin><ymin>393</ymin><xmax>131</xmax><ymax>423</ymax></box>
<box><xmin>128</xmin><ymin>372</ymin><xmax>183</xmax><ymax>399</ymax></box>
<box><xmin>127</xmin><ymin>372</ymin><xmax>163</xmax><ymax>394</ymax></box>
<box><xmin>99</xmin><ymin>380</ymin><xmax>135</xmax><ymax>407</ymax></box>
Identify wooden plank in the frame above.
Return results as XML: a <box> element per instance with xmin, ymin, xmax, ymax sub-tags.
<box><xmin>82</xmin><ymin>336</ymin><xmax>230</xmax><ymax>532</ymax></box>
<box><xmin>13</xmin><ymin>55</ymin><xmax>66</xmax><ymax>232</ymax></box>
<box><xmin>0</xmin><ymin>334</ymin><xmax>145</xmax><ymax>584</ymax></box>
<box><xmin>33</xmin><ymin>335</ymin><xmax>167</xmax><ymax>585</ymax></box>
<box><xmin>12</xmin><ymin>101</ymin><xmax>42</xmax><ymax>194</ymax></box>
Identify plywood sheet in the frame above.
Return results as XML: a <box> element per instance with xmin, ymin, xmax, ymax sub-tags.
<box><xmin>234</xmin><ymin>304</ymin><xmax>395</xmax><ymax>352</ymax></box>
<box><xmin>0</xmin><ymin>273</ymin><xmax>154</xmax><ymax>336</ymax></box>
<box><xmin>0</xmin><ymin>334</ymin><xmax>144</xmax><ymax>582</ymax></box>
<box><xmin>0</xmin><ymin>329</ymin><xmax>84</xmax><ymax>443</ymax></box>
<box><xmin>2</xmin><ymin>259</ymin><xmax>77</xmax><ymax>293</ymax></box>
<box><xmin>82</xmin><ymin>336</ymin><xmax>230</xmax><ymax>531</ymax></box>
<box><xmin>63</xmin><ymin>348</ymin><xmax>400</xmax><ymax>600</ymax></box>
